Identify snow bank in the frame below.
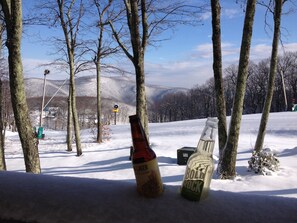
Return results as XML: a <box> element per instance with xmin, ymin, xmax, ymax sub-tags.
<box><xmin>0</xmin><ymin>171</ymin><xmax>297</xmax><ymax>223</ymax></box>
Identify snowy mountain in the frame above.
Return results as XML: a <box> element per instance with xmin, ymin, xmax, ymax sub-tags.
<box><xmin>25</xmin><ymin>75</ymin><xmax>187</xmax><ymax>106</ymax></box>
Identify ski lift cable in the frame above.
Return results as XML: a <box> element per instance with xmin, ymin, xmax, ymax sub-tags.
<box><xmin>43</xmin><ymin>78</ymin><xmax>69</xmax><ymax>109</ymax></box>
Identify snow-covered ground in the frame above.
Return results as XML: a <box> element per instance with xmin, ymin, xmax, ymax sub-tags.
<box><xmin>1</xmin><ymin>112</ymin><xmax>297</xmax><ymax>223</ymax></box>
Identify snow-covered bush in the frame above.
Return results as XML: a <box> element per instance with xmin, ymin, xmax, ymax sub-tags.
<box><xmin>248</xmin><ymin>148</ymin><xmax>280</xmax><ymax>175</ymax></box>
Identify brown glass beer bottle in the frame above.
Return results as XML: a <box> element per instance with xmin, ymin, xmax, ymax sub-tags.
<box><xmin>129</xmin><ymin>115</ymin><xmax>163</xmax><ymax>197</ymax></box>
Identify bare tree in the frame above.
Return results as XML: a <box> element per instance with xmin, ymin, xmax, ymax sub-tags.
<box><xmin>1</xmin><ymin>0</ymin><xmax>41</xmax><ymax>173</ymax></box>
<box><xmin>110</xmin><ymin>0</ymin><xmax>207</xmax><ymax>137</ymax></box>
<box><xmin>90</xmin><ymin>0</ymin><xmax>119</xmax><ymax>143</ymax></box>
<box><xmin>109</xmin><ymin>0</ymin><xmax>150</xmax><ymax>136</ymax></box>
<box><xmin>277</xmin><ymin>51</ymin><xmax>296</xmax><ymax>110</ymax></box>
<box><xmin>0</xmin><ymin>78</ymin><xmax>5</xmax><ymax>170</ymax></box>
<box><xmin>223</xmin><ymin>65</ymin><xmax>238</xmax><ymax>115</ymax></box>
<box><xmin>66</xmin><ymin>84</ymin><xmax>73</xmax><ymax>151</ymax></box>
<box><xmin>254</xmin><ymin>0</ymin><xmax>284</xmax><ymax>152</ymax></box>
<box><xmin>210</xmin><ymin>0</ymin><xmax>227</xmax><ymax>160</ymax></box>
<box><xmin>30</xmin><ymin>0</ymin><xmax>88</xmax><ymax>155</ymax></box>
<box><xmin>0</xmin><ymin>68</ymin><xmax>11</xmax><ymax>171</ymax></box>
<box><xmin>279</xmin><ymin>52</ymin><xmax>297</xmax><ymax>107</ymax></box>
<box><xmin>0</xmin><ymin>82</ymin><xmax>4</xmax><ymax>170</ymax></box>
<box><xmin>219</xmin><ymin>0</ymin><xmax>257</xmax><ymax>179</ymax></box>
<box><xmin>245</xmin><ymin>61</ymin><xmax>269</xmax><ymax>113</ymax></box>
<box><xmin>0</xmin><ymin>14</ymin><xmax>6</xmax><ymax>170</ymax></box>
<box><xmin>55</xmin><ymin>0</ymin><xmax>83</xmax><ymax>156</ymax></box>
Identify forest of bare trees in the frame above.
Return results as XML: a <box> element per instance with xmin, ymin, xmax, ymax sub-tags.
<box><xmin>151</xmin><ymin>52</ymin><xmax>297</xmax><ymax>122</ymax></box>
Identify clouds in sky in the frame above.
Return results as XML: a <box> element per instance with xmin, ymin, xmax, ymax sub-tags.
<box><xmin>194</xmin><ymin>41</ymin><xmax>297</xmax><ymax>62</ymax></box>
<box><xmin>223</xmin><ymin>8</ymin><xmax>242</xmax><ymax>19</ymax></box>
<box><xmin>193</xmin><ymin>42</ymin><xmax>240</xmax><ymax>59</ymax></box>
<box><xmin>144</xmin><ymin>41</ymin><xmax>297</xmax><ymax>88</ymax></box>
<box><xmin>23</xmin><ymin>58</ymin><xmax>51</xmax><ymax>78</ymax></box>
<box><xmin>143</xmin><ymin>2</ymin><xmax>297</xmax><ymax>88</ymax></box>
<box><xmin>23</xmin><ymin>41</ymin><xmax>297</xmax><ymax>89</ymax></box>
<box><xmin>145</xmin><ymin>60</ymin><xmax>212</xmax><ymax>89</ymax></box>
<box><xmin>23</xmin><ymin>58</ymin><xmax>73</xmax><ymax>81</ymax></box>
<box><xmin>21</xmin><ymin>1</ymin><xmax>297</xmax><ymax>89</ymax></box>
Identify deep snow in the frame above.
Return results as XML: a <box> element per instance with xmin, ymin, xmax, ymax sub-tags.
<box><xmin>0</xmin><ymin>112</ymin><xmax>297</xmax><ymax>222</ymax></box>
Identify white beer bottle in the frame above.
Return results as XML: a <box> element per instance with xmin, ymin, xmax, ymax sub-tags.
<box><xmin>180</xmin><ymin>117</ymin><xmax>218</xmax><ymax>201</ymax></box>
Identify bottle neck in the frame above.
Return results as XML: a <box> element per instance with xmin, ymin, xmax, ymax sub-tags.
<box><xmin>196</xmin><ymin>138</ymin><xmax>215</xmax><ymax>155</ymax></box>
<box><xmin>129</xmin><ymin>115</ymin><xmax>150</xmax><ymax>151</ymax></box>
<box><xmin>196</xmin><ymin>118</ymin><xmax>217</xmax><ymax>155</ymax></box>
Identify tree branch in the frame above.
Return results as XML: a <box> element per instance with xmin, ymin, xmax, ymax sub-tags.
<box><xmin>108</xmin><ymin>20</ymin><xmax>133</xmax><ymax>62</ymax></box>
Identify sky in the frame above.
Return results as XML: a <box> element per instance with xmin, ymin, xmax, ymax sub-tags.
<box><xmin>20</xmin><ymin>1</ymin><xmax>297</xmax><ymax>89</ymax></box>
<box><xmin>1</xmin><ymin>112</ymin><xmax>297</xmax><ymax>222</ymax></box>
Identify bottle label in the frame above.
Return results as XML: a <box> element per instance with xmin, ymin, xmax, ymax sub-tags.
<box><xmin>181</xmin><ymin>158</ymin><xmax>212</xmax><ymax>201</ymax></box>
<box><xmin>181</xmin><ymin>179</ymin><xmax>204</xmax><ymax>201</ymax></box>
<box><xmin>133</xmin><ymin>158</ymin><xmax>163</xmax><ymax>197</ymax></box>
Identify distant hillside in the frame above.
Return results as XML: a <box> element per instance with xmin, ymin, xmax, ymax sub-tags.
<box><xmin>25</xmin><ymin>75</ymin><xmax>187</xmax><ymax>113</ymax></box>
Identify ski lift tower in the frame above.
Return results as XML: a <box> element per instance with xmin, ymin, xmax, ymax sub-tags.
<box><xmin>37</xmin><ymin>69</ymin><xmax>50</xmax><ymax>139</ymax></box>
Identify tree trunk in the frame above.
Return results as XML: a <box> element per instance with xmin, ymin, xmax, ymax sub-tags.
<box><xmin>0</xmin><ymin>79</ymin><xmax>6</xmax><ymax>171</ymax></box>
<box><xmin>135</xmin><ymin>58</ymin><xmax>149</xmax><ymax>136</ymax></box>
<box><xmin>57</xmin><ymin>0</ymin><xmax>82</xmax><ymax>155</ymax></box>
<box><xmin>0</xmin><ymin>22</ymin><xmax>6</xmax><ymax>171</ymax></box>
<box><xmin>92</xmin><ymin>0</ymin><xmax>116</xmax><ymax>142</ymax></box>
<box><xmin>211</xmin><ymin>0</ymin><xmax>227</xmax><ymax>160</ymax></box>
<box><xmin>126</xmin><ymin>0</ymin><xmax>149</xmax><ymax>137</ymax></box>
<box><xmin>2</xmin><ymin>0</ymin><xmax>41</xmax><ymax>173</ymax></box>
<box><xmin>254</xmin><ymin>0</ymin><xmax>283</xmax><ymax>152</ymax></box>
<box><xmin>96</xmin><ymin>62</ymin><xmax>103</xmax><ymax>143</ymax></box>
<box><xmin>110</xmin><ymin>0</ymin><xmax>149</xmax><ymax>137</ymax></box>
<box><xmin>219</xmin><ymin>0</ymin><xmax>256</xmax><ymax>179</ymax></box>
<box><xmin>279</xmin><ymin>69</ymin><xmax>288</xmax><ymax>111</ymax></box>
<box><xmin>66</xmin><ymin>86</ymin><xmax>73</xmax><ymax>152</ymax></box>
<box><xmin>95</xmin><ymin>13</ymin><xmax>104</xmax><ymax>144</ymax></box>
<box><xmin>69</xmin><ymin>66</ymin><xmax>82</xmax><ymax>156</ymax></box>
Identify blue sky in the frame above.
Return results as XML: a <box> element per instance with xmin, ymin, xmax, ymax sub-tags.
<box><xmin>21</xmin><ymin>1</ymin><xmax>297</xmax><ymax>89</ymax></box>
